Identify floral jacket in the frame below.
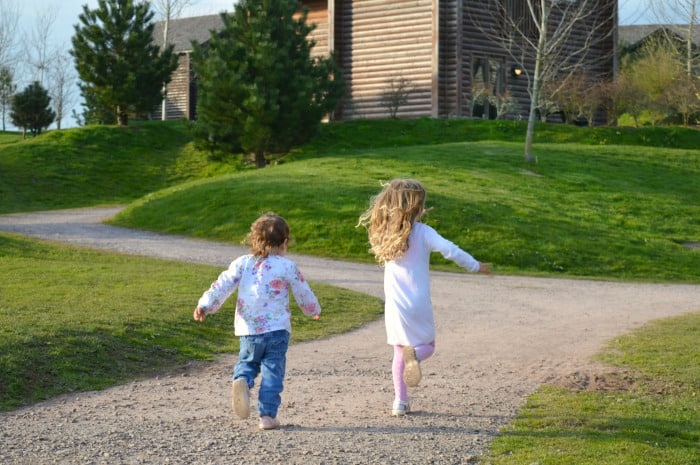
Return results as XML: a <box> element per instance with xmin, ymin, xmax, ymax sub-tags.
<box><xmin>197</xmin><ymin>254</ymin><xmax>321</xmax><ymax>336</ymax></box>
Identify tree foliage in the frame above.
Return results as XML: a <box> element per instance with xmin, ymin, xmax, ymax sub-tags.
<box><xmin>191</xmin><ymin>0</ymin><xmax>345</xmax><ymax>167</ymax></box>
<box><xmin>70</xmin><ymin>0</ymin><xmax>178</xmax><ymax>126</ymax></box>
<box><xmin>0</xmin><ymin>65</ymin><xmax>16</xmax><ymax>131</ymax></box>
<box><xmin>10</xmin><ymin>81</ymin><xmax>55</xmax><ymax>137</ymax></box>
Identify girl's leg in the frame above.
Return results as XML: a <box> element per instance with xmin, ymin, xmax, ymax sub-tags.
<box><xmin>258</xmin><ymin>330</ymin><xmax>290</xmax><ymax>419</ymax></box>
<box><xmin>232</xmin><ymin>335</ymin><xmax>263</xmax><ymax>419</ymax></box>
<box><xmin>392</xmin><ymin>345</ymin><xmax>408</xmax><ymax>402</ymax></box>
<box><xmin>402</xmin><ymin>341</ymin><xmax>436</xmax><ymax>387</ymax></box>
<box><xmin>233</xmin><ymin>335</ymin><xmax>263</xmax><ymax>385</ymax></box>
<box><xmin>414</xmin><ymin>341</ymin><xmax>435</xmax><ymax>361</ymax></box>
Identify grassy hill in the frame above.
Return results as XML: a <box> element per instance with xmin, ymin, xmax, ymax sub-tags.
<box><xmin>2</xmin><ymin>119</ymin><xmax>699</xmax><ymax>282</ymax></box>
<box><xmin>0</xmin><ymin>122</ymin><xmax>242</xmax><ymax>214</ymax></box>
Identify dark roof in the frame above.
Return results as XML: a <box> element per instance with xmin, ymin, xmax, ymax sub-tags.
<box><xmin>619</xmin><ymin>24</ymin><xmax>700</xmax><ymax>47</ymax></box>
<box><xmin>153</xmin><ymin>14</ymin><xmax>225</xmax><ymax>52</ymax></box>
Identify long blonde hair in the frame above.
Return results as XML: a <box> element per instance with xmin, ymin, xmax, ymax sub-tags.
<box><xmin>358</xmin><ymin>179</ymin><xmax>426</xmax><ymax>264</ymax></box>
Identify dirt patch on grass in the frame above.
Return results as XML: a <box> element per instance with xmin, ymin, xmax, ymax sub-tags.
<box><xmin>548</xmin><ymin>367</ymin><xmax>676</xmax><ymax>395</ymax></box>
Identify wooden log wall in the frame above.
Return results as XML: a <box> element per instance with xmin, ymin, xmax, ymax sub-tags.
<box><xmin>305</xmin><ymin>0</ymin><xmax>330</xmax><ymax>57</ymax></box>
<box><xmin>154</xmin><ymin>0</ymin><xmax>616</xmax><ymax>124</ymax></box>
<box><xmin>334</xmin><ymin>0</ymin><xmax>436</xmax><ymax>119</ymax></box>
<box><xmin>162</xmin><ymin>53</ymin><xmax>192</xmax><ymax>120</ymax></box>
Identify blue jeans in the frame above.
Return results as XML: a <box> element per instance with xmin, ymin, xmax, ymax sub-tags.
<box><xmin>233</xmin><ymin>330</ymin><xmax>290</xmax><ymax>418</ymax></box>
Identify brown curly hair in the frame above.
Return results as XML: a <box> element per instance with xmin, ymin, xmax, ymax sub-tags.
<box><xmin>247</xmin><ymin>213</ymin><xmax>290</xmax><ymax>258</ymax></box>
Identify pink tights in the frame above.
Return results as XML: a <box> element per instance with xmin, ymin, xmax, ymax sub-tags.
<box><xmin>392</xmin><ymin>342</ymin><xmax>435</xmax><ymax>402</ymax></box>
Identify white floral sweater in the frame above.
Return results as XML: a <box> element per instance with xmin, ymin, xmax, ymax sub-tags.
<box><xmin>197</xmin><ymin>254</ymin><xmax>321</xmax><ymax>336</ymax></box>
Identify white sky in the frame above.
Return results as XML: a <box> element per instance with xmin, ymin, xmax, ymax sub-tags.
<box><xmin>7</xmin><ymin>0</ymin><xmax>676</xmax><ymax>129</ymax></box>
<box><xmin>18</xmin><ymin>0</ymin><xmax>234</xmax><ymax>50</ymax></box>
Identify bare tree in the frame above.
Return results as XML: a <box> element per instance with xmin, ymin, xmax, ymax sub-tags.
<box><xmin>0</xmin><ymin>0</ymin><xmax>21</xmax><ymax>69</ymax></box>
<box><xmin>48</xmin><ymin>48</ymin><xmax>78</xmax><ymax>130</ymax></box>
<box><xmin>380</xmin><ymin>75</ymin><xmax>413</xmax><ymax>119</ymax></box>
<box><xmin>24</xmin><ymin>5</ymin><xmax>58</xmax><ymax>87</ymax></box>
<box><xmin>468</xmin><ymin>1</ymin><xmax>615</xmax><ymax>162</ymax></box>
<box><xmin>23</xmin><ymin>4</ymin><xmax>77</xmax><ymax>130</ymax></box>
<box><xmin>645</xmin><ymin>0</ymin><xmax>699</xmax><ymax>77</ymax></box>
<box><xmin>149</xmin><ymin>0</ymin><xmax>198</xmax><ymax>120</ymax></box>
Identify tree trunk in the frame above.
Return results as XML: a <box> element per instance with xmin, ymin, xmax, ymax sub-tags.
<box><xmin>161</xmin><ymin>16</ymin><xmax>169</xmax><ymax>121</ymax></box>
<box><xmin>116</xmin><ymin>106</ymin><xmax>128</xmax><ymax>126</ymax></box>
<box><xmin>254</xmin><ymin>150</ymin><xmax>266</xmax><ymax>168</ymax></box>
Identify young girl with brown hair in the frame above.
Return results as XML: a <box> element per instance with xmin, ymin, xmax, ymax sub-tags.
<box><xmin>194</xmin><ymin>213</ymin><xmax>321</xmax><ymax>429</ymax></box>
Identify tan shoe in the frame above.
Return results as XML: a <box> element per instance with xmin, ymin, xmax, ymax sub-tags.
<box><xmin>258</xmin><ymin>415</ymin><xmax>280</xmax><ymax>430</ymax></box>
<box><xmin>402</xmin><ymin>346</ymin><xmax>422</xmax><ymax>387</ymax></box>
<box><xmin>231</xmin><ymin>378</ymin><xmax>250</xmax><ymax>419</ymax></box>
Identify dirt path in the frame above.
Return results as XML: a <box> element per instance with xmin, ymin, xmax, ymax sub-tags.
<box><xmin>1</xmin><ymin>207</ymin><xmax>698</xmax><ymax>465</ymax></box>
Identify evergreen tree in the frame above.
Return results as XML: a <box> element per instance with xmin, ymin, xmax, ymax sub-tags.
<box><xmin>192</xmin><ymin>0</ymin><xmax>345</xmax><ymax>167</ymax></box>
<box><xmin>10</xmin><ymin>81</ymin><xmax>56</xmax><ymax>137</ymax></box>
<box><xmin>70</xmin><ymin>0</ymin><xmax>178</xmax><ymax>126</ymax></box>
<box><xmin>0</xmin><ymin>65</ymin><xmax>16</xmax><ymax>131</ymax></box>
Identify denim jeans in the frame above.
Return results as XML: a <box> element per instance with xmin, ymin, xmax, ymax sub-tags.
<box><xmin>233</xmin><ymin>329</ymin><xmax>290</xmax><ymax>418</ymax></box>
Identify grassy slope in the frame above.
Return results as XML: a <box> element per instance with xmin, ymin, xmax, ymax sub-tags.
<box><xmin>108</xmin><ymin>121</ymin><xmax>700</xmax><ymax>283</ymax></box>
<box><xmin>0</xmin><ymin>122</ymin><xmax>242</xmax><ymax>214</ymax></box>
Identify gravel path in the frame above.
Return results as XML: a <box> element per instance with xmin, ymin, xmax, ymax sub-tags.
<box><xmin>1</xmin><ymin>207</ymin><xmax>698</xmax><ymax>465</ymax></box>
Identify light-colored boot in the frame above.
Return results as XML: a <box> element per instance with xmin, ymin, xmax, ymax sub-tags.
<box><xmin>402</xmin><ymin>346</ymin><xmax>422</xmax><ymax>387</ymax></box>
<box><xmin>231</xmin><ymin>378</ymin><xmax>250</xmax><ymax>419</ymax></box>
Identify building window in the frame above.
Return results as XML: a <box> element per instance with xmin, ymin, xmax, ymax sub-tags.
<box><xmin>471</xmin><ymin>56</ymin><xmax>506</xmax><ymax>119</ymax></box>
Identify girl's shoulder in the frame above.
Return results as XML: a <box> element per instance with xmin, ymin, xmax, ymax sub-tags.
<box><xmin>412</xmin><ymin>221</ymin><xmax>435</xmax><ymax>235</ymax></box>
<box><xmin>265</xmin><ymin>254</ymin><xmax>299</xmax><ymax>268</ymax></box>
<box><xmin>412</xmin><ymin>222</ymin><xmax>444</xmax><ymax>242</ymax></box>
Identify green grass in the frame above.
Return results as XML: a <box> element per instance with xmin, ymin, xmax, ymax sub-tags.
<box><xmin>111</xmin><ymin>139</ymin><xmax>700</xmax><ymax>282</ymax></box>
<box><xmin>0</xmin><ymin>232</ymin><xmax>382</xmax><ymax>411</ymax></box>
<box><xmin>0</xmin><ymin>122</ymin><xmax>243</xmax><ymax>214</ymax></box>
<box><xmin>482</xmin><ymin>312</ymin><xmax>700</xmax><ymax>465</ymax></box>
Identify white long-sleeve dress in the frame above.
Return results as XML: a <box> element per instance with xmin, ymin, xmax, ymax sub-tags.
<box><xmin>384</xmin><ymin>222</ymin><xmax>480</xmax><ymax>346</ymax></box>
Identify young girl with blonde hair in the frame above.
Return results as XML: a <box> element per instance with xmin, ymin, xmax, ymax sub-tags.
<box><xmin>358</xmin><ymin>179</ymin><xmax>491</xmax><ymax>416</ymax></box>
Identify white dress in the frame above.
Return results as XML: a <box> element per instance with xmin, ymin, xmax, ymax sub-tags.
<box><xmin>384</xmin><ymin>222</ymin><xmax>480</xmax><ymax>346</ymax></box>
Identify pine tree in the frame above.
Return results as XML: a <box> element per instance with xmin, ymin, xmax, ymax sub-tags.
<box><xmin>70</xmin><ymin>0</ymin><xmax>178</xmax><ymax>126</ymax></box>
<box><xmin>10</xmin><ymin>81</ymin><xmax>56</xmax><ymax>137</ymax></box>
<box><xmin>192</xmin><ymin>0</ymin><xmax>345</xmax><ymax>167</ymax></box>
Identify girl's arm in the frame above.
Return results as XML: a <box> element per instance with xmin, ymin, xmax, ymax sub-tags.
<box><xmin>196</xmin><ymin>258</ymin><xmax>244</xmax><ymax>317</ymax></box>
<box><xmin>289</xmin><ymin>265</ymin><xmax>321</xmax><ymax>318</ymax></box>
<box><xmin>424</xmin><ymin>223</ymin><xmax>486</xmax><ymax>273</ymax></box>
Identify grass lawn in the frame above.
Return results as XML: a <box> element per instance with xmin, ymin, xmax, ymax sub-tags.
<box><xmin>0</xmin><ymin>232</ymin><xmax>382</xmax><ymax>411</ymax></box>
<box><xmin>483</xmin><ymin>313</ymin><xmax>700</xmax><ymax>465</ymax></box>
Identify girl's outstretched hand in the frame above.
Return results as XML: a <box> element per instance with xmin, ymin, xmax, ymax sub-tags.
<box><xmin>478</xmin><ymin>262</ymin><xmax>493</xmax><ymax>275</ymax></box>
<box><xmin>193</xmin><ymin>306</ymin><xmax>207</xmax><ymax>322</ymax></box>
<box><xmin>313</xmin><ymin>314</ymin><xmax>321</xmax><ymax>321</ymax></box>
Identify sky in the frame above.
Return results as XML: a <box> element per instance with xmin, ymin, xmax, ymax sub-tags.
<box><xmin>8</xmin><ymin>0</ymin><xmax>675</xmax><ymax>129</ymax></box>
<box><xmin>18</xmin><ymin>0</ymin><xmax>664</xmax><ymax>48</ymax></box>
<box><xmin>18</xmin><ymin>0</ymin><xmax>234</xmax><ymax>50</ymax></box>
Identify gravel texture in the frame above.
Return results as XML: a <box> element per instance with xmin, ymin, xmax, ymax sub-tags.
<box><xmin>1</xmin><ymin>207</ymin><xmax>698</xmax><ymax>465</ymax></box>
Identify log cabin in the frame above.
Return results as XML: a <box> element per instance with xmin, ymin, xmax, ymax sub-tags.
<box><xmin>152</xmin><ymin>0</ymin><xmax>618</xmax><ymax>123</ymax></box>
